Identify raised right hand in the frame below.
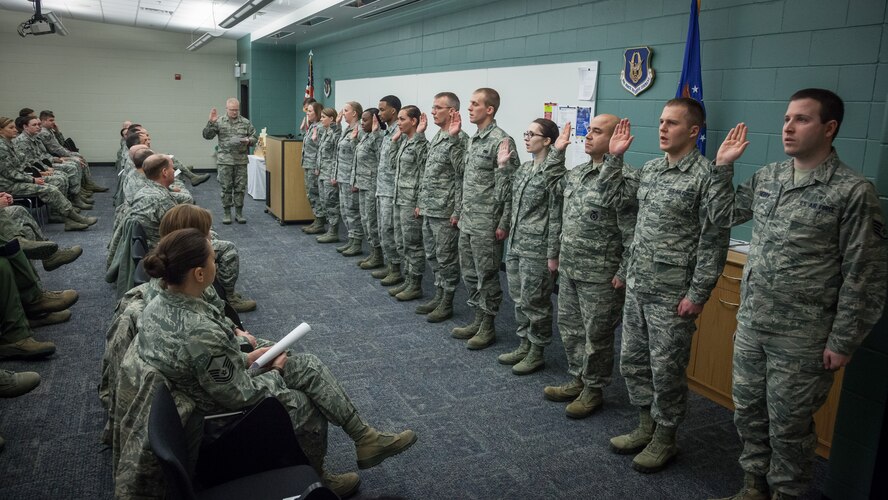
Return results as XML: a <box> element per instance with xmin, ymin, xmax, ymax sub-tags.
<box><xmin>312</xmin><ymin>127</ymin><xmax>318</xmax><ymax>141</ymax></box>
<box><xmin>418</xmin><ymin>113</ymin><xmax>428</xmax><ymax>134</ymax></box>
<box><xmin>391</xmin><ymin>128</ymin><xmax>403</xmax><ymax>142</ymax></box>
<box><xmin>449</xmin><ymin>110</ymin><xmax>462</xmax><ymax>137</ymax></box>
<box><xmin>609</xmin><ymin>118</ymin><xmax>634</xmax><ymax>156</ymax></box>
<box><xmin>209</xmin><ymin>108</ymin><xmax>218</xmax><ymax>122</ymax></box>
<box><xmin>716</xmin><ymin>123</ymin><xmax>750</xmax><ymax>165</ymax></box>
<box><xmin>372</xmin><ymin>114</ymin><xmax>380</xmax><ymax>132</ymax></box>
<box><xmin>555</xmin><ymin>122</ymin><xmax>572</xmax><ymax>151</ymax></box>
<box><xmin>496</xmin><ymin>139</ymin><xmax>512</xmax><ymax>167</ymax></box>
<box><xmin>352</xmin><ymin>125</ymin><xmax>359</xmax><ymax>140</ymax></box>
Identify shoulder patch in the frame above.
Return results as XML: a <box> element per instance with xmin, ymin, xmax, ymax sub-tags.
<box><xmin>874</xmin><ymin>220</ymin><xmax>888</xmax><ymax>240</ymax></box>
<box><xmin>206</xmin><ymin>354</ymin><xmax>235</xmax><ymax>383</ymax></box>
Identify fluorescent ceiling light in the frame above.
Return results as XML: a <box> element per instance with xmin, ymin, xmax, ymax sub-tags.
<box><xmin>219</xmin><ymin>0</ymin><xmax>274</xmax><ymax>29</ymax></box>
<box><xmin>186</xmin><ymin>32</ymin><xmax>216</xmax><ymax>51</ymax></box>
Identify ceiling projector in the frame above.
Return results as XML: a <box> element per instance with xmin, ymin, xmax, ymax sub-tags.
<box><xmin>18</xmin><ymin>1</ymin><xmax>68</xmax><ymax>37</ymax></box>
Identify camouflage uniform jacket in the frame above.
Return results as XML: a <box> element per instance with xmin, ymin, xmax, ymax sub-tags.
<box><xmin>13</xmin><ymin>132</ymin><xmax>53</xmax><ymax>166</ymax></box>
<box><xmin>559</xmin><ymin>151</ymin><xmax>639</xmax><ymax>283</ymax></box>
<box><xmin>317</xmin><ymin>125</ymin><xmax>340</xmax><ymax>181</ymax></box>
<box><xmin>375</xmin><ymin>124</ymin><xmax>398</xmax><ymax>198</ymax></box>
<box><xmin>302</xmin><ymin>122</ymin><xmax>322</xmax><ymax>170</ymax></box>
<box><xmin>353</xmin><ymin>129</ymin><xmax>382</xmax><ymax>191</ymax></box>
<box><xmin>334</xmin><ymin>123</ymin><xmax>358</xmax><ymax>184</ymax></box>
<box><xmin>129</xmin><ymin>180</ymin><xmax>179</xmax><ymax>247</ymax></box>
<box><xmin>418</xmin><ymin>129</ymin><xmax>468</xmax><ymax>219</ymax></box>
<box><xmin>136</xmin><ymin>288</ymin><xmax>290</xmax><ymax>414</ymax></box>
<box><xmin>507</xmin><ymin>148</ymin><xmax>566</xmax><ymax>259</ymax></box>
<box><xmin>603</xmin><ymin>149</ymin><xmax>728</xmax><ymax>303</ymax></box>
<box><xmin>202</xmin><ymin>114</ymin><xmax>256</xmax><ymax>166</ymax></box>
<box><xmin>37</xmin><ymin>127</ymin><xmax>77</xmax><ymax>158</ymax></box>
<box><xmin>708</xmin><ymin>150</ymin><xmax>888</xmax><ymax>355</ymax></box>
<box><xmin>0</xmin><ymin>138</ymin><xmax>36</xmax><ymax>189</ymax></box>
<box><xmin>458</xmin><ymin>120</ymin><xmax>519</xmax><ymax>236</ymax></box>
<box><xmin>391</xmin><ymin>132</ymin><xmax>430</xmax><ymax>207</ymax></box>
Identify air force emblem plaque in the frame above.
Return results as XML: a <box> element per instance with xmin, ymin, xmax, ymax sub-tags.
<box><xmin>621</xmin><ymin>47</ymin><xmax>654</xmax><ymax>96</ymax></box>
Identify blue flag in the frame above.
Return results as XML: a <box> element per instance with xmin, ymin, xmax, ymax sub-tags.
<box><xmin>676</xmin><ymin>0</ymin><xmax>705</xmax><ymax>154</ymax></box>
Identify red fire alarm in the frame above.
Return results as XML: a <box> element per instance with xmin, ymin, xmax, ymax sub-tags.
<box><xmin>174</xmin><ymin>74</ymin><xmax>181</xmax><ymax>80</ymax></box>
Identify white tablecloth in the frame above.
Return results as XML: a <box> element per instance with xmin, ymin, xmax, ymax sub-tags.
<box><xmin>247</xmin><ymin>155</ymin><xmax>266</xmax><ymax>200</ymax></box>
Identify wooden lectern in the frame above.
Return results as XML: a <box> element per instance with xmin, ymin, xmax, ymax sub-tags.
<box><xmin>265</xmin><ymin>136</ymin><xmax>313</xmax><ymax>224</ymax></box>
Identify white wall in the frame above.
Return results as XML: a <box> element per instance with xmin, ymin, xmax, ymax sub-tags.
<box><xmin>0</xmin><ymin>11</ymin><xmax>238</xmax><ymax>168</ymax></box>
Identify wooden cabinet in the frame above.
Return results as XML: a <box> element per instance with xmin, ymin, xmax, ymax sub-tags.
<box><xmin>687</xmin><ymin>250</ymin><xmax>843</xmax><ymax>458</ymax></box>
<box><xmin>265</xmin><ymin>137</ymin><xmax>313</xmax><ymax>224</ymax></box>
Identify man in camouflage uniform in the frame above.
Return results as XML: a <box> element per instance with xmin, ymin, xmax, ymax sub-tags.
<box><xmin>129</xmin><ymin>154</ymin><xmax>181</xmax><ymax>248</ymax></box>
<box><xmin>301</xmin><ymin>104</ymin><xmax>326</xmax><ymax>234</ymax></box>
<box><xmin>354</xmin><ymin>109</ymin><xmax>384</xmax><ymax>270</ymax></box>
<box><xmin>202</xmin><ymin>98</ymin><xmax>256</xmax><ymax>224</ymax></box>
<box><xmin>604</xmin><ymin>99</ymin><xmax>730</xmax><ymax>473</ymax></box>
<box><xmin>415</xmin><ymin>92</ymin><xmax>467</xmax><ymax>322</ymax></box>
<box><xmin>37</xmin><ymin>110</ymin><xmax>108</xmax><ymax>192</ymax></box>
<box><xmin>374</xmin><ymin>96</ymin><xmax>405</xmax><ymax>286</ymax></box>
<box><xmin>333</xmin><ymin>104</ymin><xmax>364</xmax><ymax>257</ymax></box>
<box><xmin>13</xmin><ymin>116</ymin><xmax>87</xmax><ymax>208</ymax></box>
<box><xmin>450</xmin><ymin>88</ymin><xmax>519</xmax><ymax>350</ymax></box>
<box><xmin>708</xmin><ymin>90</ymin><xmax>888</xmax><ymax>500</ymax></box>
<box><xmin>0</xmin><ymin>195</ymin><xmax>82</xmax><ymax>272</ymax></box>
<box><xmin>542</xmin><ymin>115</ymin><xmax>638</xmax><ymax>418</ymax></box>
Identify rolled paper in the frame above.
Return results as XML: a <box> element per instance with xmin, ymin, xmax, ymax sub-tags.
<box><xmin>249</xmin><ymin>322</ymin><xmax>311</xmax><ymax>374</ymax></box>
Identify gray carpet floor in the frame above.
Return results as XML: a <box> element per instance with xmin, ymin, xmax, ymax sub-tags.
<box><xmin>0</xmin><ymin>167</ymin><xmax>828</xmax><ymax>499</ymax></box>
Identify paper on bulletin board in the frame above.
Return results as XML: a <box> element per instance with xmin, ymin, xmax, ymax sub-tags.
<box><xmin>555</xmin><ymin>105</ymin><xmax>589</xmax><ymax>169</ymax></box>
<box><xmin>543</xmin><ymin>102</ymin><xmax>557</xmax><ymax>120</ymax></box>
<box><xmin>578</xmin><ymin>66</ymin><xmax>597</xmax><ymax>100</ymax></box>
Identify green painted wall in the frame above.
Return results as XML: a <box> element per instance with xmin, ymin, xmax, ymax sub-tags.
<box><xmin>238</xmin><ymin>35</ymin><xmax>304</xmax><ymax>136</ymax></box>
<box><xmin>249</xmin><ymin>1</ymin><xmax>888</xmax><ymax>496</ymax></box>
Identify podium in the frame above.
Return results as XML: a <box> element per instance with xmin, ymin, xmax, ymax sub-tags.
<box><xmin>265</xmin><ymin>136</ymin><xmax>312</xmax><ymax>224</ymax></box>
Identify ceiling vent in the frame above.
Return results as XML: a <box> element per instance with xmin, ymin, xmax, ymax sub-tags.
<box><xmin>343</xmin><ymin>0</ymin><xmax>381</xmax><ymax>7</ymax></box>
<box><xmin>354</xmin><ymin>0</ymin><xmax>424</xmax><ymax>20</ymax></box>
<box><xmin>140</xmin><ymin>7</ymin><xmax>175</xmax><ymax>15</ymax></box>
<box><xmin>300</xmin><ymin>16</ymin><xmax>332</xmax><ymax>26</ymax></box>
<box><xmin>269</xmin><ymin>31</ymin><xmax>295</xmax><ymax>39</ymax></box>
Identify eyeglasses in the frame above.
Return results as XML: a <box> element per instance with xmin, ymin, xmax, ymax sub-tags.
<box><xmin>523</xmin><ymin>131</ymin><xmax>544</xmax><ymax>139</ymax></box>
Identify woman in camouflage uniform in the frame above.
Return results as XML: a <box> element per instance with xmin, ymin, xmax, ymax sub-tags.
<box><xmin>137</xmin><ymin>229</ymin><xmax>417</xmax><ymax>498</ymax></box>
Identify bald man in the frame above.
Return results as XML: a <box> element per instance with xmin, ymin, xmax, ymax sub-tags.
<box><xmin>543</xmin><ymin>114</ymin><xmax>640</xmax><ymax>419</ymax></box>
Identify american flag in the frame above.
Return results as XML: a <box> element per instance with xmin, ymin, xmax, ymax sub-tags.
<box><xmin>676</xmin><ymin>0</ymin><xmax>705</xmax><ymax>154</ymax></box>
<box><xmin>304</xmin><ymin>50</ymin><xmax>314</xmax><ymax>99</ymax></box>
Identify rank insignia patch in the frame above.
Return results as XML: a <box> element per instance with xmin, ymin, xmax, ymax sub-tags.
<box><xmin>621</xmin><ymin>46</ymin><xmax>655</xmax><ymax>96</ymax></box>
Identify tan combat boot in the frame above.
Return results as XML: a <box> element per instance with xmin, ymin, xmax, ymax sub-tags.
<box><xmin>317</xmin><ymin>222</ymin><xmax>340</xmax><ymax>243</ymax></box>
<box><xmin>0</xmin><ymin>369</ymin><xmax>41</xmax><ymax>398</ymax></box>
<box><xmin>43</xmin><ymin>246</ymin><xmax>82</xmax><ymax>272</ymax></box>
<box><xmin>512</xmin><ymin>344</ymin><xmax>545</xmax><ymax>375</ymax></box>
<box><xmin>354</xmin><ymin>428</ymin><xmax>418</xmax><ymax>470</ymax></box>
<box><xmin>497</xmin><ymin>338</ymin><xmax>530</xmax><ymax>365</ymax></box>
<box><xmin>380</xmin><ymin>263</ymin><xmax>404</xmax><ymax>286</ymax></box>
<box><xmin>18</xmin><ymin>238</ymin><xmax>57</xmax><ymax>260</ymax></box>
<box><xmin>709</xmin><ymin>472</ymin><xmax>769</xmax><ymax>500</ymax></box>
<box><xmin>29</xmin><ymin>309</ymin><xmax>72</xmax><ymax>329</ymax></box>
<box><xmin>303</xmin><ymin>216</ymin><xmax>327</xmax><ymax>235</ymax></box>
<box><xmin>388</xmin><ymin>274</ymin><xmax>411</xmax><ymax>296</ymax></box>
<box><xmin>360</xmin><ymin>246</ymin><xmax>384</xmax><ymax>270</ymax></box>
<box><xmin>0</xmin><ymin>337</ymin><xmax>57</xmax><ymax>360</ymax></box>
<box><xmin>632</xmin><ymin>424</ymin><xmax>678</xmax><ymax>473</ymax></box>
<box><xmin>322</xmin><ymin>471</ymin><xmax>361</xmax><ymax>498</ymax></box>
<box><xmin>342</xmin><ymin>237</ymin><xmax>364</xmax><ymax>257</ymax></box>
<box><xmin>610</xmin><ymin>407</ymin><xmax>656</xmax><ymax>454</ymax></box>
<box><xmin>228</xmin><ymin>292</ymin><xmax>257</xmax><ymax>312</ymax></box>
<box><xmin>452</xmin><ymin>309</ymin><xmax>482</xmax><ymax>339</ymax></box>
<box><xmin>234</xmin><ymin>207</ymin><xmax>246</xmax><ymax>224</ymax></box>
<box><xmin>371</xmin><ymin>262</ymin><xmax>391</xmax><ymax>279</ymax></box>
<box><xmin>24</xmin><ymin>290</ymin><xmax>78</xmax><ymax>318</ymax></box>
<box><xmin>427</xmin><ymin>290</ymin><xmax>454</xmax><ymax>323</ymax></box>
<box><xmin>565</xmin><ymin>386</ymin><xmax>603</xmax><ymax>418</ymax></box>
<box><xmin>415</xmin><ymin>287</ymin><xmax>443</xmax><ymax>314</ymax></box>
<box><xmin>395</xmin><ymin>274</ymin><xmax>423</xmax><ymax>301</ymax></box>
<box><xmin>222</xmin><ymin>207</ymin><xmax>232</xmax><ymax>225</ymax></box>
<box><xmin>466</xmin><ymin>313</ymin><xmax>496</xmax><ymax>350</ymax></box>
<box><xmin>543</xmin><ymin>377</ymin><xmax>584</xmax><ymax>402</ymax></box>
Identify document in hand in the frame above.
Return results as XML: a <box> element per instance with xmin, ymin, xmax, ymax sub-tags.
<box><xmin>248</xmin><ymin>322</ymin><xmax>311</xmax><ymax>375</ymax></box>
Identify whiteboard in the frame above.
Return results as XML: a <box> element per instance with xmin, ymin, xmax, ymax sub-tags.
<box><xmin>335</xmin><ymin>61</ymin><xmax>598</xmax><ymax>167</ymax></box>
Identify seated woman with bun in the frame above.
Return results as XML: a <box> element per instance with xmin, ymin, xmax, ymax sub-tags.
<box><xmin>136</xmin><ymin>228</ymin><xmax>417</xmax><ymax>498</ymax></box>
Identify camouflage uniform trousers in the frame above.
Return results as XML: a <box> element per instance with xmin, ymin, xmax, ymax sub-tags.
<box><xmin>339</xmin><ymin>183</ymin><xmax>363</xmax><ymax>239</ymax></box>
<box><xmin>397</xmin><ymin>204</ymin><xmax>424</xmax><ymax>276</ymax></box>
<box><xmin>319</xmin><ymin>179</ymin><xmax>340</xmax><ymax>226</ymax></box>
<box><xmin>458</xmin><ymin>231</ymin><xmax>504</xmax><ymax>316</ymax></box>
<box><xmin>359</xmin><ymin>189</ymin><xmax>379</xmax><ymax>247</ymax></box>
<box><xmin>0</xmin><ymin>205</ymin><xmax>43</xmax><ymax>242</ymax></box>
<box><xmin>505</xmin><ymin>256</ymin><xmax>555</xmax><ymax>346</ymax></box>
<box><xmin>54</xmin><ymin>160</ymin><xmax>82</xmax><ymax>196</ymax></box>
<box><xmin>211</xmin><ymin>238</ymin><xmax>240</xmax><ymax>297</ymax></box>
<box><xmin>620</xmin><ymin>287</ymin><xmax>696</xmax><ymax>428</ymax></box>
<box><xmin>732</xmin><ymin>324</ymin><xmax>834</xmax><ymax>497</ymax></box>
<box><xmin>422</xmin><ymin>216</ymin><xmax>459</xmax><ymax>293</ymax></box>
<box><xmin>377</xmin><ymin>195</ymin><xmax>402</xmax><ymax>265</ymax></box>
<box><xmin>216</xmin><ymin>163</ymin><xmax>248</xmax><ymax>209</ymax></box>
<box><xmin>43</xmin><ymin>173</ymin><xmax>69</xmax><ymax>197</ymax></box>
<box><xmin>4</xmin><ymin>182</ymin><xmax>73</xmax><ymax>217</ymax></box>
<box><xmin>277</xmin><ymin>352</ymin><xmax>363</xmax><ymax>471</ymax></box>
<box><xmin>303</xmin><ymin>168</ymin><xmax>324</xmax><ymax>218</ymax></box>
<box><xmin>0</xmin><ymin>246</ymin><xmax>42</xmax><ymax>345</ymax></box>
<box><xmin>557</xmin><ymin>276</ymin><xmax>624</xmax><ymax>388</ymax></box>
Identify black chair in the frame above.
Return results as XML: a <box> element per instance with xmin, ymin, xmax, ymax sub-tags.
<box><xmin>148</xmin><ymin>385</ymin><xmax>337</xmax><ymax>500</ymax></box>
<box><xmin>12</xmin><ymin>195</ymin><xmax>48</xmax><ymax>228</ymax></box>
<box><xmin>131</xmin><ymin>222</ymin><xmax>150</xmax><ymax>286</ymax></box>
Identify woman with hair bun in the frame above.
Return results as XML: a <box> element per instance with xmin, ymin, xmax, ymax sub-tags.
<box><xmin>497</xmin><ymin>118</ymin><xmax>566</xmax><ymax>376</ymax></box>
<box><xmin>136</xmin><ymin>229</ymin><xmax>417</xmax><ymax>498</ymax></box>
